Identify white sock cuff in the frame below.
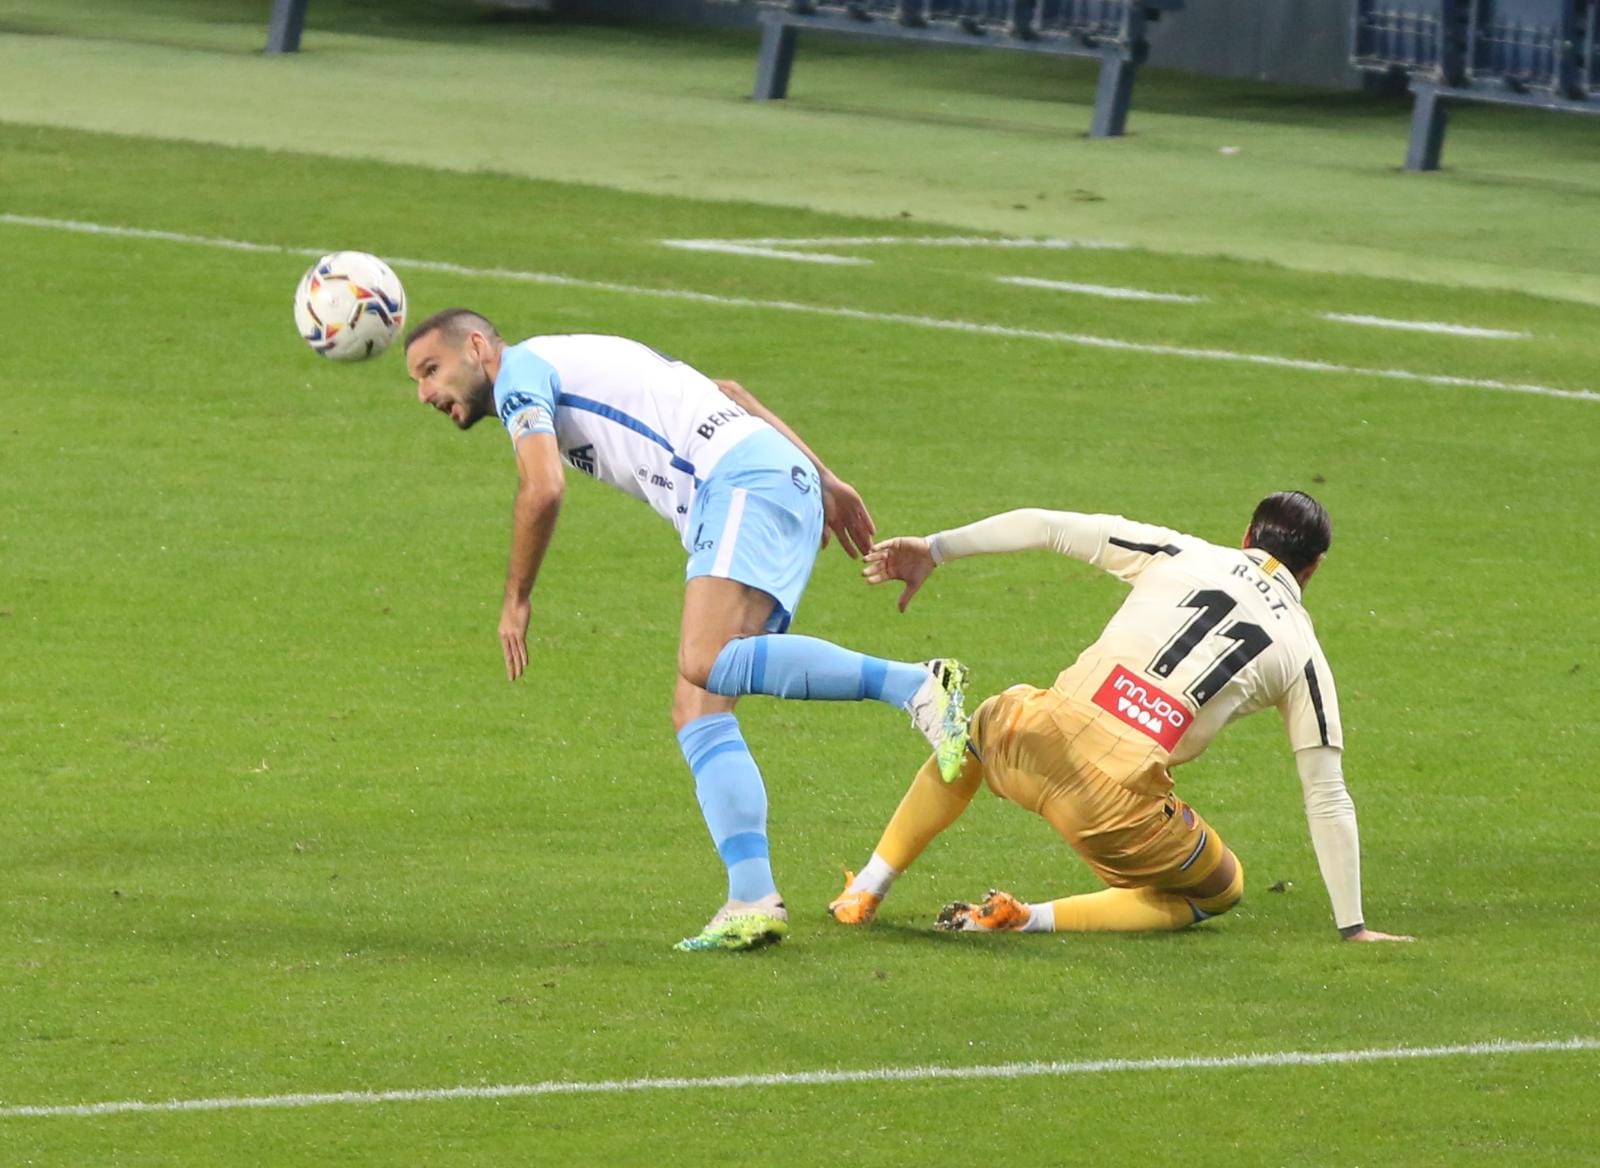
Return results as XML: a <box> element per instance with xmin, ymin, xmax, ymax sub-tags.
<box><xmin>851</xmin><ymin>852</ymin><xmax>900</xmax><ymax>896</ymax></box>
<box><xmin>1022</xmin><ymin>901</ymin><xmax>1055</xmax><ymax>932</ymax></box>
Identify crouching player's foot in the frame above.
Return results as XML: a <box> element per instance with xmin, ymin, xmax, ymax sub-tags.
<box><xmin>934</xmin><ymin>889</ymin><xmax>1031</xmax><ymax>933</ymax></box>
<box><xmin>906</xmin><ymin>659</ymin><xmax>971</xmax><ymax>781</ymax></box>
<box><xmin>828</xmin><ymin>868</ymin><xmax>883</xmax><ymax>926</ymax></box>
<box><xmin>674</xmin><ymin>893</ymin><xmax>790</xmax><ymax>952</ymax></box>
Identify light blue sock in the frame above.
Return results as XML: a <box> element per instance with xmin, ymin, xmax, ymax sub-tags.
<box><xmin>705</xmin><ymin>635</ymin><xmax>927</xmax><ymax>707</ymax></box>
<box><xmin>677</xmin><ymin>713</ymin><xmax>776</xmax><ymax>904</ymax></box>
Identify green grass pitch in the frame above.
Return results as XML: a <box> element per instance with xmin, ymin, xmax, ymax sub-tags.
<box><xmin>3</xmin><ymin>4</ymin><xmax>1599</xmax><ymax>1164</ymax></box>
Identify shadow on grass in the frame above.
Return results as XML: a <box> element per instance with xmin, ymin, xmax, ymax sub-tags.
<box><xmin>837</xmin><ymin>915</ymin><xmax>1227</xmax><ymax>958</ymax></box>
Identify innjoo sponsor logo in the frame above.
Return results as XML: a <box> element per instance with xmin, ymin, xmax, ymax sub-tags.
<box><xmin>1092</xmin><ymin>665</ymin><xmax>1190</xmax><ymax>751</ymax></box>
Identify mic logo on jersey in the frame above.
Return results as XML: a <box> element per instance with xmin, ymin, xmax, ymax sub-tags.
<box><xmin>1092</xmin><ymin>665</ymin><xmax>1190</xmax><ymax>751</ymax></box>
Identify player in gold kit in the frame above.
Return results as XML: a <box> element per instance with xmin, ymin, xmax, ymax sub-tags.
<box><xmin>829</xmin><ymin>492</ymin><xmax>1412</xmax><ymax>942</ymax></box>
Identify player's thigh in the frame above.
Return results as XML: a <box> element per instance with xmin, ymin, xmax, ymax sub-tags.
<box><xmin>971</xmin><ymin>686</ymin><xmax>1075</xmax><ymax>814</ymax></box>
<box><xmin>677</xmin><ymin>576</ymin><xmax>781</xmax><ymax>684</ymax></box>
<box><xmin>976</xmin><ymin>691</ymin><xmax>1239</xmax><ymax>893</ymax></box>
<box><xmin>1080</xmin><ymin>792</ymin><xmax>1234</xmax><ymax>893</ymax></box>
<box><xmin>682</xmin><ymin>461</ymin><xmax>822</xmax><ymax>644</ymax></box>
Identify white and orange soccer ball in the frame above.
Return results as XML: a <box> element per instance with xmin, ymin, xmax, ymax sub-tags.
<box><xmin>293</xmin><ymin>251</ymin><xmax>407</xmax><ymax>361</ymax></box>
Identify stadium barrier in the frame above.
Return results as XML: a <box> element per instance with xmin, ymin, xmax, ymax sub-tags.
<box><xmin>1352</xmin><ymin>0</ymin><xmax>1600</xmax><ymax>169</ymax></box>
<box><xmin>266</xmin><ymin>0</ymin><xmax>308</xmax><ymax>53</ymax></box>
<box><xmin>734</xmin><ymin>1</ymin><xmax>1183</xmax><ymax>137</ymax></box>
<box><xmin>265</xmin><ymin>1</ymin><xmax>1178</xmax><ymax>137</ymax></box>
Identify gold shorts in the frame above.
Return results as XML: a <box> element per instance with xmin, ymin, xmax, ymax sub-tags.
<box><xmin>971</xmin><ymin>685</ymin><xmax>1227</xmax><ymax>891</ymax></box>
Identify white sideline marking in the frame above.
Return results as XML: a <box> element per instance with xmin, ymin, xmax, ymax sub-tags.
<box><xmin>661</xmin><ymin>234</ymin><xmax>1128</xmax><ymax>265</ymax></box>
<box><xmin>1320</xmin><ymin>312</ymin><xmax>1531</xmax><ymax>340</ymax></box>
<box><xmin>0</xmin><ymin>213</ymin><xmax>325</xmax><ymax>255</ymax></box>
<box><xmin>0</xmin><ymin>214</ymin><xmax>291</xmax><ymax>254</ymax></box>
<box><xmin>671</xmin><ymin>234</ymin><xmax>1129</xmax><ymax>250</ymax></box>
<box><xmin>662</xmin><ymin>240</ymin><xmax>869</xmax><ymax>265</ymax></box>
<box><xmin>4</xmin><ymin>214</ymin><xmax>1594</xmax><ymax>404</ymax></box>
<box><xmin>999</xmin><ymin>275</ymin><xmax>1206</xmax><ymax>303</ymax></box>
<box><xmin>2</xmin><ymin>1038</ymin><xmax>1594</xmax><ymax>1120</ymax></box>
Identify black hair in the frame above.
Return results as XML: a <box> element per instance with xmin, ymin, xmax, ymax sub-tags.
<box><xmin>1245</xmin><ymin>491</ymin><xmax>1331</xmax><ymax>575</ymax></box>
<box><xmin>403</xmin><ymin>307</ymin><xmax>501</xmax><ymax>350</ymax></box>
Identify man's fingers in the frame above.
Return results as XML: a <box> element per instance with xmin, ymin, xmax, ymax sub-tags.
<box><xmin>897</xmin><ymin>577</ymin><xmax>924</xmax><ymax>612</ymax></box>
<box><xmin>833</xmin><ymin>524</ymin><xmax>860</xmax><ymax>560</ymax></box>
<box><xmin>502</xmin><ymin>634</ymin><xmax>527</xmax><ymax>681</ymax></box>
<box><xmin>851</xmin><ymin>514</ymin><xmax>876</xmax><ymax>552</ymax></box>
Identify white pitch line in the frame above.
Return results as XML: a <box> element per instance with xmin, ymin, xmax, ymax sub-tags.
<box><xmin>3</xmin><ymin>214</ymin><xmax>1594</xmax><ymax>404</ymax></box>
<box><xmin>999</xmin><ymin>275</ymin><xmax>1206</xmax><ymax>304</ymax></box>
<box><xmin>678</xmin><ymin>234</ymin><xmax>1129</xmax><ymax>250</ymax></box>
<box><xmin>0</xmin><ymin>213</ymin><xmax>294</xmax><ymax>254</ymax></box>
<box><xmin>659</xmin><ymin>234</ymin><xmax>1131</xmax><ymax>264</ymax></box>
<box><xmin>661</xmin><ymin>240</ymin><xmax>869</xmax><ymax>266</ymax></box>
<box><xmin>2</xmin><ymin>1038</ymin><xmax>1594</xmax><ymax>1120</ymax></box>
<box><xmin>1320</xmin><ymin>312</ymin><xmax>1531</xmax><ymax>340</ymax></box>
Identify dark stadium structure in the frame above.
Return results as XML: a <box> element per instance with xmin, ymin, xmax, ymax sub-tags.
<box><xmin>1352</xmin><ymin>1</ymin><xmax>1600</xmax><ymax>168</ymax></box>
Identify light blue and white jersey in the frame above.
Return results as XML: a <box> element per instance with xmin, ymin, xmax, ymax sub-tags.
<box><xmin>492</xmin><ymin>334</ymin><xmax>771</xmax><ymax>543</ymax></box>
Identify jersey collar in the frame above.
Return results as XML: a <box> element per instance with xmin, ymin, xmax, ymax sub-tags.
<box><xmin>1243</xmin><ymin>547</ymin><xmax>1304</xmax><ymax>604</ymax></box>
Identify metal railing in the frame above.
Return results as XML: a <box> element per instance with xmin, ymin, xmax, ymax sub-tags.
<box><xmin>740</xmin><ymin>0</ymin><xmax>1183</xmax><ymax>137</ymax></box>
<box><xmin>1352</xmin><ymin>0</ymin><xmax>1600</xmax><ymax>168</ymax></box>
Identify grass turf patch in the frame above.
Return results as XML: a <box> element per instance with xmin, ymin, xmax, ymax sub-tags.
<box><xmin>3</xmin><ymin>120</ymin><xmax>1598</xmax><ymax>1164</ymax></box>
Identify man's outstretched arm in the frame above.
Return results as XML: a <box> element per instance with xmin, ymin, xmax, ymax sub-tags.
<box><xmin>863</xmin><ymin>509</ymin><xmax>1184</xmax><ymax>610</ymax></box>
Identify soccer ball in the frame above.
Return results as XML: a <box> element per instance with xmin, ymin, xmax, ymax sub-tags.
<box><xmin>293</xmin><ymin>251</ymin><xmax>407</xmax><ymax>361</ymax></box>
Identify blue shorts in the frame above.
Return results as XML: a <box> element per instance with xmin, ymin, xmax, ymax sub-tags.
<box><xmin>685</xmin><ymin>428</ymin><xmax>824</xmax><ymax>633</ymax></box>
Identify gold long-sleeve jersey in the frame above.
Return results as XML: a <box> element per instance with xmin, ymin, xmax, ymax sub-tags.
<box><xmin>1044</xmin><ymin>514</ymin><xmax>1341</xmax><ymax>768</ymax></box>
<box><xmin>930</xmin><ymin>509</ymin><xmax>1341</xmax><ymax>774</ymax></box>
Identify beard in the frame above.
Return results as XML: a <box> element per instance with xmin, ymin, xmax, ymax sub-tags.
<box><xmin>455</xmin><ymin>370</ymin><xmax>496</xmax><ymax>429</ymax></box>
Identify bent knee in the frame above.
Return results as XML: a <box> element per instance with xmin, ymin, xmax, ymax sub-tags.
<box><xmin>678</xmin><ymin>651</ymin><xmax>714</xmax><ymax>692</ymax></box>
<box><xmin>1187</xmin><ymin>853</ymin><xmax>1245</xmax><ymax>919</ymax></box>
<box><xmin>671</xmin><ymin>675</ymin><xmax>737</xmax><ymax>733</ymax></box>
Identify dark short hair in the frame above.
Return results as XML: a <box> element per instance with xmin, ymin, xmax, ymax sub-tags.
<box><xmin>1245</xmin><ymin>491</ymin><xmax>1331</xmax><ymax>574</ymax></box>
<box><xmin>404</xmin><ymin>307</ymin><xmax>501</xmax><ymax>351</ymax></box>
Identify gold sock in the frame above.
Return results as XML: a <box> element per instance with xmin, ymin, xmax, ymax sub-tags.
<box><xmin>873</xmin><ymin>750</ymin><xmax>984</xmax><ymax>872</ymax></box>
<box><xmin>1043</xmin><ymin>886</ymin><xmax>1202</xmax><ymax>933</ymax></box>
<box><xmin>1042</xmin><ymin>858</ymin><xmax>1244</xmax><ymax>933</ymax></box>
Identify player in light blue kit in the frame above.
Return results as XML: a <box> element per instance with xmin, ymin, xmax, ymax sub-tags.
<box><xmin>403</xmin><ymin>308</ymin><xmax>971</xmax><ymax>951</ymax></box>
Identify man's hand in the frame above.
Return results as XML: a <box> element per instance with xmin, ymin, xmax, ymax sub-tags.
<box><xmin>822</xmin><ymin>476</ymin><xmax>876</xmax><ymax>560</ymax></box>
<box><xmin>1344</xmin><ymin>928</ymin><xmax>1416</xmax><ymax>942</ymax></box>
<box><xmin>864</xmin><ymin>536</ymin><xmax>937</xmax><ymax>612</ymax></box>
<box><xmin>499</xmin><ymin>595</ymin><xmax>531</xmax><ymax>681</ymax></box>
